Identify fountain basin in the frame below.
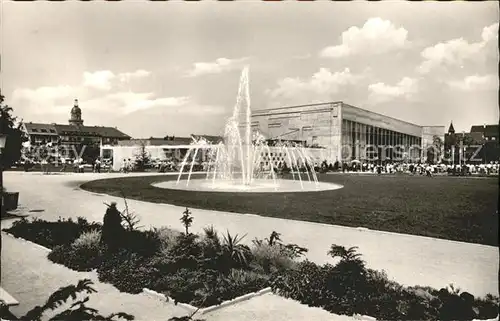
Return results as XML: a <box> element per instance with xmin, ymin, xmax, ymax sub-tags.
<box><xmin>153</xmin><ymin>178</ymin><xmax>343</xmax><ymax>193</ymax></box>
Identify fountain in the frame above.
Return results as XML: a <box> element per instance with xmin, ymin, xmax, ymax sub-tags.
<box><xmin>154</xmin><ymin>66</ymin><xmax>343</xmax><ymax>193</ymax></box>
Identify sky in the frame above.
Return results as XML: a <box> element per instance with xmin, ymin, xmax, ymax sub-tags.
<box><xmin>1</xmin><ymin>1</ymin><xmax>498</xmax><ymax>138</ymax></box>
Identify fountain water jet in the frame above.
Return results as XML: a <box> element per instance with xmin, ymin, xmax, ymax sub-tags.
<box><xmin>168</xmin><ymin>66</ymin><xmax>343</xmax><ymax>193</ymax></box>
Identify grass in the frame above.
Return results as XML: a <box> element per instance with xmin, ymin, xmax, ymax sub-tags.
<box><xmin>81</xmin><ymin>174</ymin><xmax>499</xmax><ymax>246</ymax></box>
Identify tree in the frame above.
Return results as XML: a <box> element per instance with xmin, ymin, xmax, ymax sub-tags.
<box><xmin>0</xmin><ymin>93</ymin><xmax>26</xmax><ymax>168</ymax></box>
<box><xmin>133</xmin><ymin>142</ymin><xmax>151</xmax><ymax>172</ymax></box>
<box><xmin>80</xmin><ymin>137</ymin><xmax>101</xmax><ymax>163</ymax></box>
<box><xmin>426</xmin><ymin>135</ymin><xmax>444</xmax><ymax>164</ymax></box>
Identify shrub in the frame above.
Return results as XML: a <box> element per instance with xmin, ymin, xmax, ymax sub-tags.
<box><xmin>271</xmin><ymin>244</ymin><xmax>500</xmax><ymax>320</ymax></box>
<box><xmin>73</xmin><ymin>229</ymin><xmax>101</xmax><ymax>249</ymax></box>
<box><xmin>220</xmin><ymin>269</ymin><xmax>270</xmax><ymax>299</ymax></box>
<box><xmin>250</xmin><ymin>242</ymin><xmax>297</xmax><ymax>273</ymax></box>
<box><xmin>220</xmin><ymin>231</ymin><xmax>253</xmax><ymax>270</ymax></box>
<box><xmin>48</xmin><ymin>230</ymin><xmax>103</xmax><ymax>272</ymax></box>
<box><xmin>97</xmin><ymin>250</ymin><xmax>159</xmax><ymax>294</ymax></box>
<box><xmin>4</xmin><ymin>217</ymin><xmax>101</xmax><ymax>249</ymax></box>
<box><xmin>154</xmin><ymin>226</ymin><xmax>181</xmax><ymax>251</ymax></box>
<box><xmin>121</xmin><ymin>229</ymin><xmax>162</xmax><ymax>257</ymax></box>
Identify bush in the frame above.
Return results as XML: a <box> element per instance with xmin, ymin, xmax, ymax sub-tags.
<box><xmin>154</xmin><ymin>226</ymin><xmax>182</xmax><ymax>251</ymax></box>
<box><xmin>250</xmin><ymin>242</ymin><xmax>297</xmax><ymax>273</ymax></box>
<box><xmin>48</xmin><ymin>230</ymin><xmax>103</xmax><ymax>271</ymax></box>
<box><xmin>3</xmin><ymin>217</ymin><xmax>101</xmax><ymax>249</ymax></box>
<box><xmin>73</xmin><ymin>229</ymin><xmax>101</xmax><ymax>249</ymax></box>
<box><xmin>121</xmin><ymin>229</ymin><xmax>162</xmax><ymax>257</ymax></box>
<box><xmin>271</xmin><ymin>245</ymin><xmax>500</xmax><ymax>321</ymax></box>
<box><xmin>97</xmin><ymin>250</ymin><xmax>160</xmax><ymax>294</ymax></box>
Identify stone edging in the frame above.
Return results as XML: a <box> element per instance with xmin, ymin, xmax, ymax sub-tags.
<box><xmin>2</xmin><ymin>231</ymin><xmax>53</xmax><ymax>253</ymax></box>
<box><xmin>142</xmin><ymin>286</ymin><xmax>272</xmax><ymax>315</ymax></box>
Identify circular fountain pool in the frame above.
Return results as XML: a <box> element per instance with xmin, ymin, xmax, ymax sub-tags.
<box><xmin>153</xmin><ymin>178</ymin><xmax>343</xmax><ymax>193</ymax></box>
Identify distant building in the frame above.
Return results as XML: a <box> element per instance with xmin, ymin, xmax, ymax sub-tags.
<box><xmin>251</xmin><ymin>101</ymin><xmax>445</xmax><ymax>164</ymax></box>
<box><xmin>445</xmin><ymin>122</ymin><xmax>499</xmax><ymax>164</ymax></box>
<box><xmin>22</xmin><ymin>99</ymin><xmax>131</xmax><ymax>159</ymax></box>
<box><xmin>102</xmin><ymin>134</ymin><xmax>223</xmax><ymax>170</ymax></box>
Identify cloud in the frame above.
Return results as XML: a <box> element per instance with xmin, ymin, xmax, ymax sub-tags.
<box><xmin>320</xmin><ymin>18</ymin><xmax>409</xmax><ymax>58</ymax></box>
<box><xmin>185</xmin><ymin>57</ymin><xmax>249</xmax><ymax>77</ymax></box>
<box><xmin>448</xmin><ymin>74</ymin><xmax>498</xmax><ymax>91</ymax></box>
<box><xmin>12</xmin><ymin>85</ymin><xmax>82</xmax><ymax>114</ymax></box>
<box><xmin>83</xmin><ymin>69</ymin><xmax>151</xmax><ymax>91</ymax></box>
<box><xmin>292</xmin><ymin>53</ymin><xmax>312</xmax><ymax>60</ymax></box>
<box><xmin>12</xmin><ymin>85</ymin><xmax>78</xmax><ymax>103</ymax></box>
<box><xmin>268</xmin><ymin>67</ymin><xmax>361</xmax><ymax>100</ymax></box>
<box><xmin>10</xmin><ymin>69</ymin><xmax>187</xmax><ymax>116</ymax></box>
<box><xmin>83</xmin><ymin>70</ymin><xmax>116</xmax><ymax>91</ymax></box>
<box><xmin>118</xmin><ymin>69</ymin><xmax>151</xmax><ymax>82</ymax></box>
<box><xmin>368</xmin><ymin>77</ymin><xmax>418</xmax><ymax>103</ymax></box>
<box><xmin>105</xmin><ymin>92</ymin><xmax>190</xmax><ymax>114</ymax></box>
<box><xmin>417</xmin><ymin>22</ymin><xmax>499</xmax><ymax>74</ymax></box>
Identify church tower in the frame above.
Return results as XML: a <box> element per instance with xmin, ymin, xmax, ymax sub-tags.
<box><xmin>69</xmin><ymin>99</ymin><xmax>84</xmax><ymax>126</ymax></box>
<box><xmin>447</xmin><ymin>121</ymin><xmax>455</xmax><ymax>135</ymax></box>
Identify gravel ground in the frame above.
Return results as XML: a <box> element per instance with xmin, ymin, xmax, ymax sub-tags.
<box><xmin>1</xmin><ymin>171</ymin><xmax>498</xmax><ymax>319</ymax></box>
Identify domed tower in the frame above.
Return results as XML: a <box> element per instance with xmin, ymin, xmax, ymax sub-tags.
<box><xmin>69</xmin><ymin>99</ymin><xmax>84</xmax><ymax>126</ymax></box>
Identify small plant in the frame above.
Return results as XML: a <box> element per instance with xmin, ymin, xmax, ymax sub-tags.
<box><xmin>72</xmin><ymin>229</ymin><xmax>101</xmax><ymax>250</ymax></box>
<box><xmin>221</xmin><ymin>231</ymin><xmax>252</xmax><ymax>269</ymax></box>
<box><xmin>119</xmin><ymin>191</ymin><xmax>142</xmax><ymax>231</ymax></box>
<box><xmin>153</xmin><ymin>226</ymin><xmax>181</xmax><ymax>251</ymax></box>
<box><xmin>180</xmin><ymin>208</ymin><xmax>193</xmax><ymax>234</ymax></box>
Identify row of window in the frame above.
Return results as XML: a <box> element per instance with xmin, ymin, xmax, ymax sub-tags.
<box><xmin>31</xmin><ymin>128</ymin><xmax>56</xmax><ymax>133</ymax></box>
<box><xmin>341</xmin><ymin>119</ymin><xmax>422</xmax><ymax>146</ymax></box>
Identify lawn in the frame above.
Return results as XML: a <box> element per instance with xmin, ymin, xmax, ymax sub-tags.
<box><xmin>81</xmin><ymin>174</ymin><xmax>499</xmax><ymax>246</ymax></box>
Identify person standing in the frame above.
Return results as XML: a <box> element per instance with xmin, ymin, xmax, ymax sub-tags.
<box><xmin>122</xmin><ymin>159</ymin><xmax>128</xmax><ymax>173</ymax></box>
<box><xmin>41</xmin><ymin>158</ymin><xmax>48</xmax><ymax>174</ymax></box>
<box><xmin>95</xmin><ymin>158</ymin><xmax>101</xmax><ymax>173</ymax></box>
<box><xmin>59</xmin><ymin>156</ymin><xmax>67</xmax><ymax>172</ymax></box>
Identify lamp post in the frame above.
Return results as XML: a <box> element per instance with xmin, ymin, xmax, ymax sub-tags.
<box><xmin>0</xmin><ymin>134</ymin><xmax>8</xmax><ymax>209</ymax></box>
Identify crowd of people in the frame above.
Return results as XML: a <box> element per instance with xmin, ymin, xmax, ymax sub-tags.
<box><xmin>325</xmin><ymin>160</ymin><xmax>500</xmax><ymax>177</ymax></box>
<box><xmin>21</xmin><ymin>156</ymin><xmax>107</xmax><ymax>174</ymax></box>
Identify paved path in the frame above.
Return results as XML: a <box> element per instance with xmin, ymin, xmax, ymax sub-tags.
<box><xmin>2</xmin><ymin>171</ymin><xmax>498</xmax><ymax>312</ymax></box>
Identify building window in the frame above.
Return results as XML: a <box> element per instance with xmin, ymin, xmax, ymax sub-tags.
<box><xmin>491</xmin><ymin>137</ymin><xmax>496</xmax><ymax>141</ymax></box>
<box><xmin>49</xmin><ymin>129</ymin><xmax>56</xmax><ymax>133</ymax></box>
<box><xmin>32</xmin><ymin>129</ymin><xmax>38</xmax><ymax>132</ymax></box>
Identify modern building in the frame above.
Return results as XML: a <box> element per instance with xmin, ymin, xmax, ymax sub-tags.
<box><xmin>22</xmin><ymin>99</ymin><xmax>131</xmax><ymax>158</ymax></box>
<box><xmin>251</xmin><ymin>101</ymin><xmax>445</xmax><ymax>164</ymax></box>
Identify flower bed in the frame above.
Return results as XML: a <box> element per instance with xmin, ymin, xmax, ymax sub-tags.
<box><xmin>3</xmin><ymin>213</ymin><xmax>499</xmax><ymax>320</ymax></box>
<box><xmin>2</xmin><ymin>214</ymin><xmax>299</xmax><ymax>309</ymax></box>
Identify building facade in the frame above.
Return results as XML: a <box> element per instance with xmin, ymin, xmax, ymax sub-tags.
<box><xmin>103</xmin><ymin>135</ymin><xmax>223</xmax><ymax>170</ymax></box>
<box><xmin>22</xmin><ymin>99</ymin><xmax>131</xmax><ymax>159</ymax></box>
<box><xmin>251</xmin><ymin>102</ymin><xmax>445</xmax><ymax>164</ymax></box>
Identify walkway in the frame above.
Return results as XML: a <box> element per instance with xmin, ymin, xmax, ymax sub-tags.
<box><xmin>1</xmin><ymin>171</ymin><xmax>498</xmax><ymax>317</ymax></box>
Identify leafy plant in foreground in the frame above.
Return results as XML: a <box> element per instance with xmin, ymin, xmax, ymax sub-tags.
<box><xmin>13</xmin><ymin>279</ymin><xmax>133</xmax><ymax>321</ymax></box>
